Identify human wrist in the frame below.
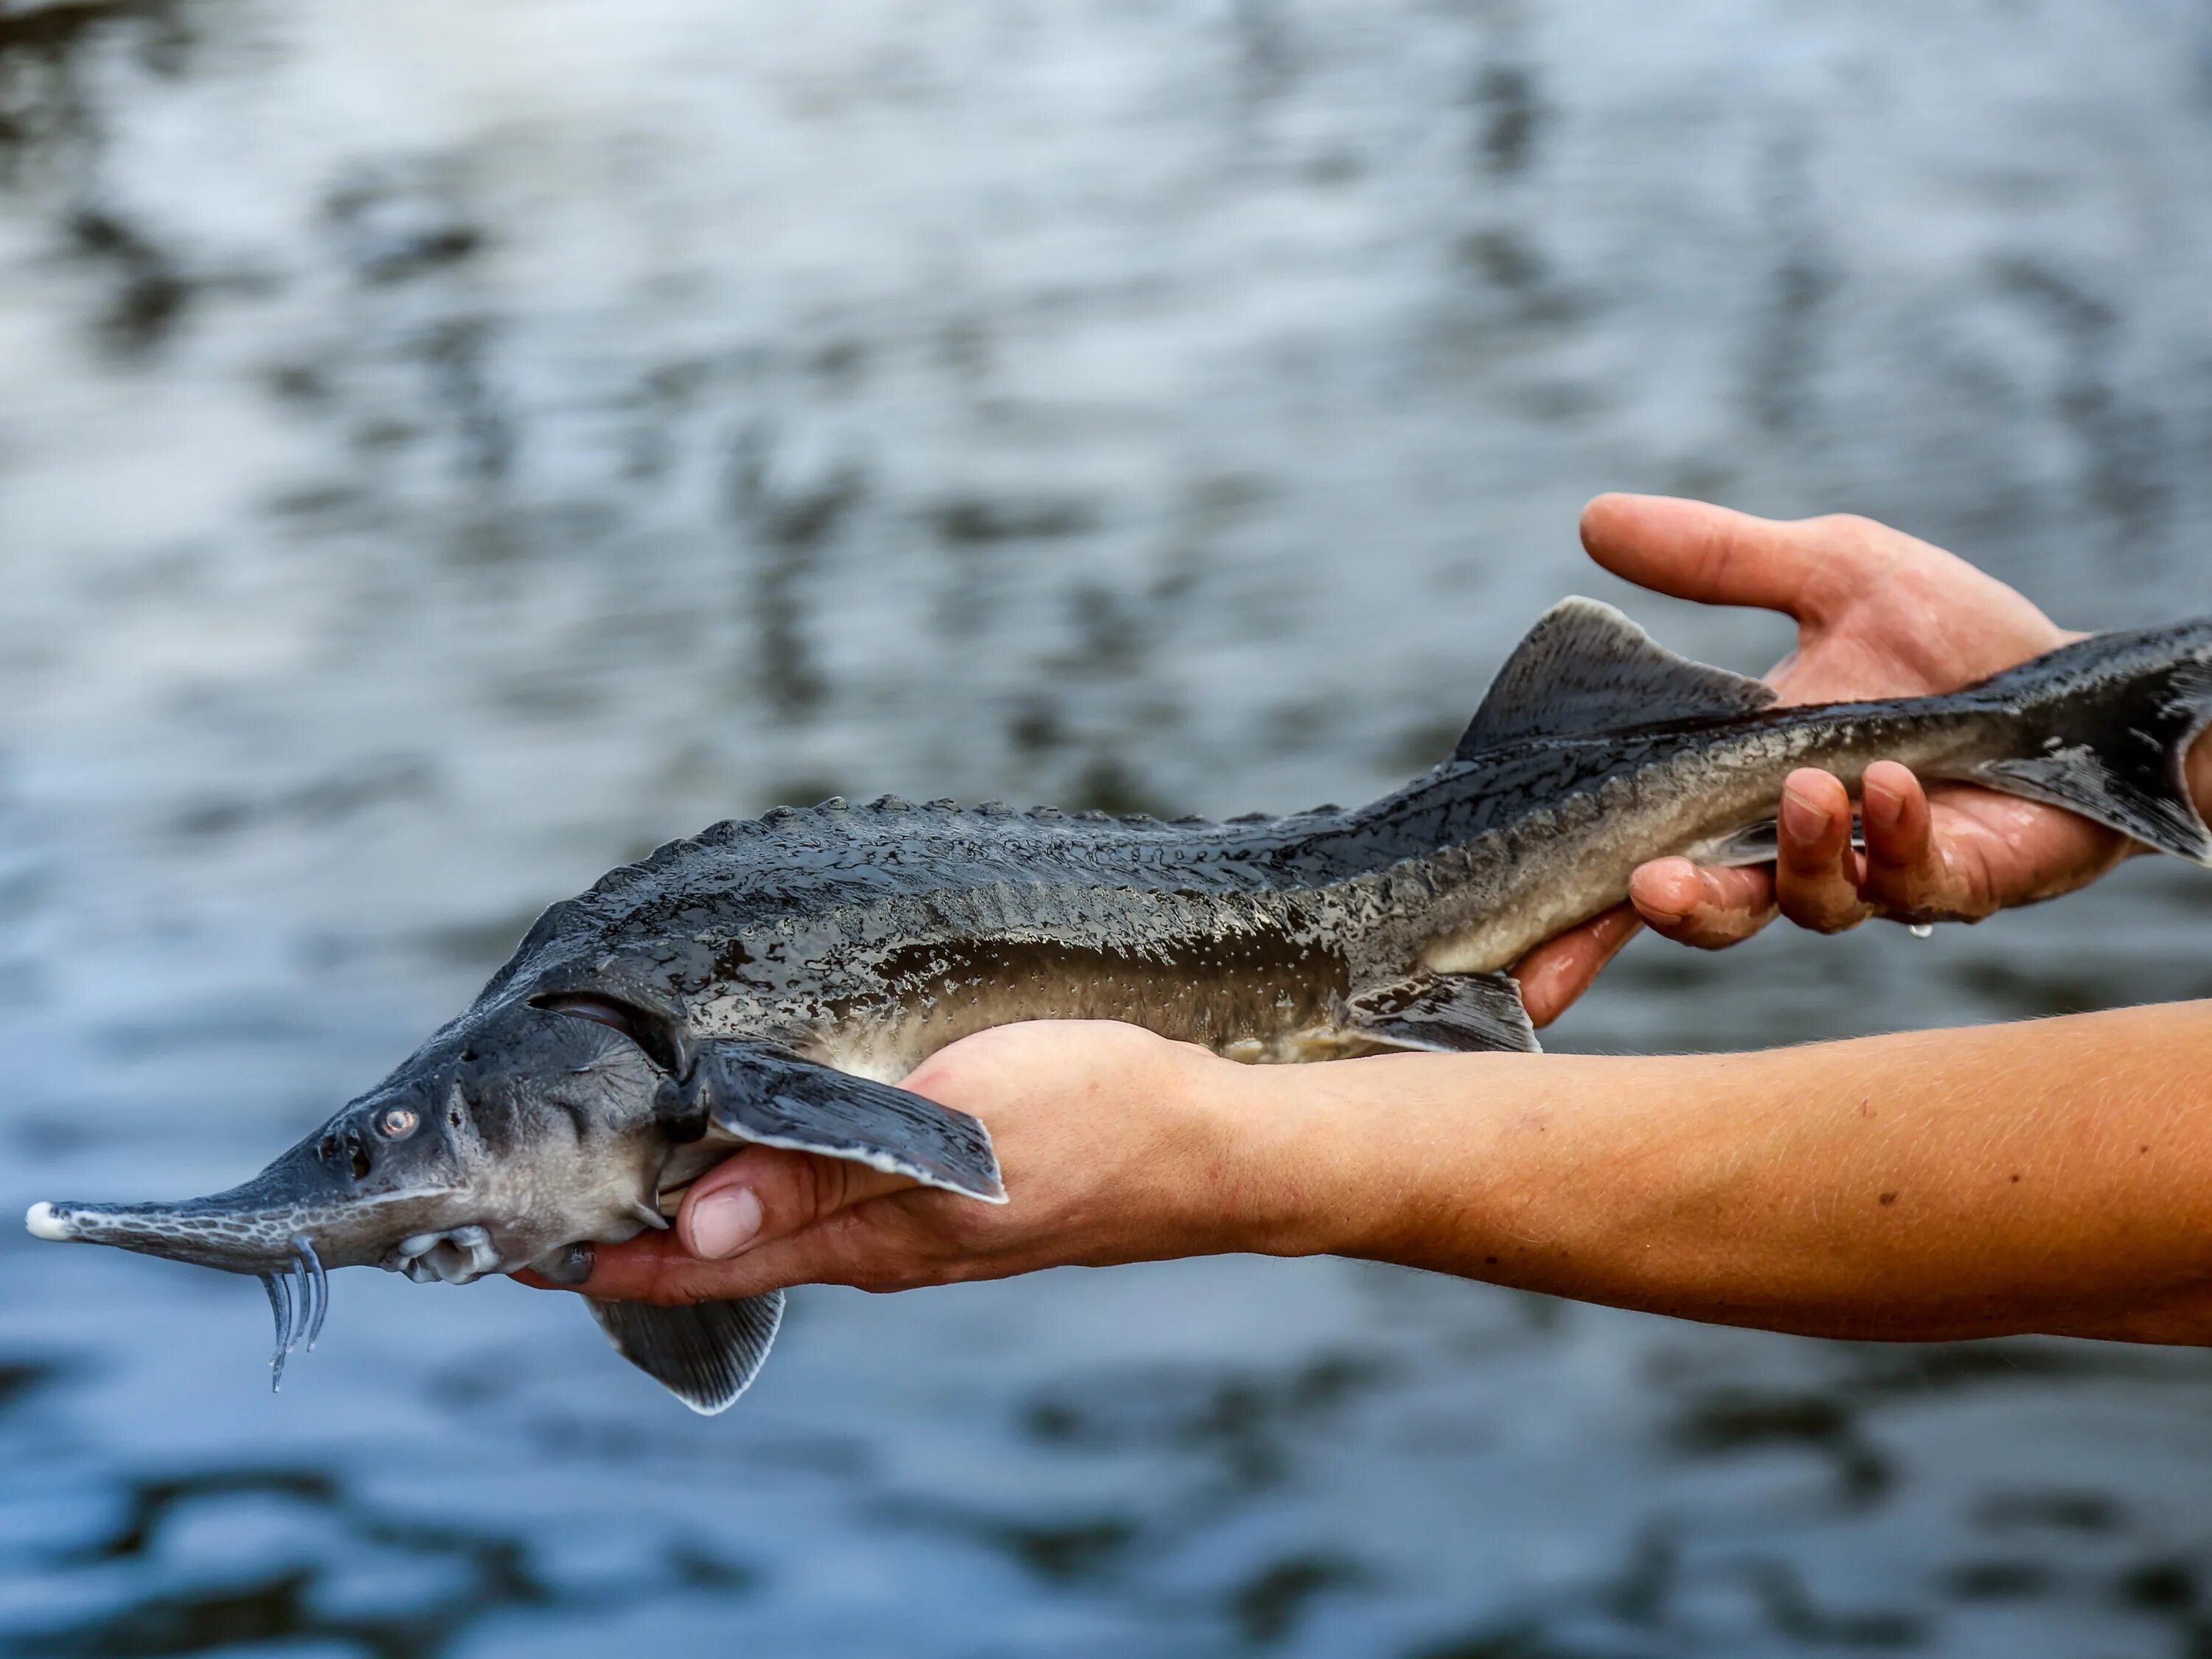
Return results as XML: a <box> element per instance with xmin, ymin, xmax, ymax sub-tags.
<box><xmin>1207</xmin><ymin>1054</ymin><xmax>1450</xmax><ymax>1262</ymax></box>
<box><xmin>1147</xmin><ymin>1045</ymin><xmax>1302</xmax><ymax>1259</ymax></box>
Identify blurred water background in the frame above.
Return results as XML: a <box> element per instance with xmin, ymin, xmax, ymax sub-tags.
<box><xmin>6</xmin><ymin>2</ymin><xmax>2212</xmax><ymax>1654</ymax></box>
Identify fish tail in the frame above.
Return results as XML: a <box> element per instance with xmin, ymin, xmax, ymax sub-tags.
<box><xmin>1964</xmin><ymin>622</ymin><xmax>2212</xmax><ymax>866</ymax></box>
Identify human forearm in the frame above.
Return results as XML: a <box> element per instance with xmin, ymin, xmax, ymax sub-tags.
<box><xmin>546</xmin><ymin>1006</ymin><xmax>2212</xmax><ymax>1346</ymax></box>
<box><xmin>1240</xmin><ymin>1002</ymin><xmax>2212</xmax><ymax>1343</ymax></box>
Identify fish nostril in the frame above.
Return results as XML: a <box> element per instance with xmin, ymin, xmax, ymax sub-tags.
<box><xmin>317</xmin><ymin>1135</ymin><xmax>338</xmax><ymax>1163</ymax></box>
<box><xmin>347</xmin><ymin>1133</ymin><xmax>371</xmax><ymax>1181</ymax></box>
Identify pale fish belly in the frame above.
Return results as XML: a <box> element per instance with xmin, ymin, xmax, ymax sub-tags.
<box><xmin>799</xmin><ymin>932</ymin><xmax>1363</xmax><ymax>1080</ymax></box>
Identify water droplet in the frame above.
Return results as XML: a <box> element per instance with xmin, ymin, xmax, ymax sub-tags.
<box><xmin>1908</xmin><ymin>923</ymin><xmax>1933</xmax><ymax>939</ymax></box>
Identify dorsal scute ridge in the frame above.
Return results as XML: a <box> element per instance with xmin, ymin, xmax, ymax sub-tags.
<box><xmin>577</xmin><ymin>785</ymin><xmax>1287</xmax><ymax>924</ymax></box>
<box><xmin>1455</xmin><ymin>597</ymin><xmax>1776</xmax><ymax>757</ymax></box>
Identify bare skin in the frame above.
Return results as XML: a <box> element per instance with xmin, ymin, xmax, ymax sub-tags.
<box><xmin>541</xmin><ymin>1006</ymin><xmax>2212</xmax><ymax>1344</ymax></box>
<box><xmin>522</xmin><ymin>496</ymin><xmax>2212</xmax><ymax>1346</ymax></box>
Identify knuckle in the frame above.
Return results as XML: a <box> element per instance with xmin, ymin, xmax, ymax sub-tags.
<box><xmin>1802</xmin><ymin>514</ymin><xmax>1891</xmax><ymax>564</ymax></box>
<box><xmin>1684</xmin><ymin>925</ymin><xmax>1747</xmax><ymax>951</ymax></box>
<box><xmin>1863</xmin><ymin>863</ymin><xmax>1928</xmax><ymax>907</ymax></box>
<box><xmin>801</xmin><ymin>1153</ymin><xmax>853</xmax><ymax>1221</ymax></box>
<box><xmin>645</xmin><ymin>1263</ymin><xmax>706</xmax><ymax>1307</ymax></box>
<box><xmin>1778</xmin><ymin>891</ymin><xmax>1859</xmax><ymax>933</ymax></box>
<box><xmin>1679</xmin><ymin>905</ymin><xmax>1770</xmax><ymax>950</ymax></box>
<box><xmin>935</xmin><ymin>1214</ymin><xmax>995</xmax><ymax>1258</ymax></box>
<box><xmin>1777</xmin><ymin>848</ymin><xmax>1831</xmax><ymax>880</ymax></box>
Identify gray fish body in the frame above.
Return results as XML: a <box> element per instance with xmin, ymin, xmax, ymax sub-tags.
<box><xmin>32</xmin><ymin>599</ymin><xmax>2212</xmax><ymax>1410</ymax></box>
<box><xmin>560</xmin><ymin>610</ymin><xmax>2212</xmax><ymax>1071</ymax></box>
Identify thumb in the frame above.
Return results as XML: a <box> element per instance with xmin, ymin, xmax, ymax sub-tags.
<box><xmin>675</xmin><ymin>1144</ymin><xmax>917</xmax><ymax>1262</ymax></box>
<box><xmin>1579</xmin><ymin>494</ymin><xmax>1834</xmax><ymax>622</ymax></box>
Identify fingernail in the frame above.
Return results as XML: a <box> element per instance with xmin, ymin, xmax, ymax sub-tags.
<box><xmin>1864</xmin><ymin>778</ymin><xmax>1903</xmax><ymax>831</ymax></box>
<box><xmin>690</xmin><ymin>1186</ymin><xmax>764</xmax><ymax>1259</ymax></box>
<box><xmin>1781</xmin><ymin>784</ymin><xmax>1831</xmax><ymax>843</ymax></box>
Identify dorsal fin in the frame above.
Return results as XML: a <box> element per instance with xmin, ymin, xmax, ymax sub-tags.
<box><xmin>1455</xmin><ymin>598</ymin><xmax>1776</xmax><ymax>757</ymax></box>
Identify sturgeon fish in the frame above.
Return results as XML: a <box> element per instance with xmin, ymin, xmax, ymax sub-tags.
<box><xmin>27</xmin><ymin>599</ymin><xmax>2212</xmax><ymax>1410</ymax></box>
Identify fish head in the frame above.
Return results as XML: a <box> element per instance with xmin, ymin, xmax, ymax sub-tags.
<box><xmin>27</xmin><ymin>980</ymin><xmax>689</xmax><ymax>1286</ymax></box>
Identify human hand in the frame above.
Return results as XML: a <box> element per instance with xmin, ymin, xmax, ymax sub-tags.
<box><xmin>1514</xmin><ymin>494</ymin><xmax>2141</xmax><ymax>1027</ymax></box>
<box><xmin>520</xmin><ymin>1021</ymin><xmax>1281</xmax><ymax>1307</ymax></box>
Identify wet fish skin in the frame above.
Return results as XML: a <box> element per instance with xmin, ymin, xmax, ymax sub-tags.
<box><xmin>507</xmin><ymin>613</ymin><xmax>2212</xmax><ymax>1077</ymax></box>
<box><xmin>27</xmin><ymin>599</ymin><xmax>2212</xmax><ymax>1410</ymax></box>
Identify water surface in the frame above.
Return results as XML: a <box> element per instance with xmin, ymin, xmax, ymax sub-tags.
<box><xmin>7</xmin><ymin>3</ymin><xmax>2212</xmax><ymax>1654</ymax></box>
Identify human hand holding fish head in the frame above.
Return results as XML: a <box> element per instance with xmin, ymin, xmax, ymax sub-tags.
<box><xmin>1516</xmin><ymin>494</ymin><xmax>2150</xmax><ymax>1026</ymax></box>
<box><xmin>521</xmin><ymin>1021</ymin><xmax>1271</xmax><ymax>1307</ymax></box>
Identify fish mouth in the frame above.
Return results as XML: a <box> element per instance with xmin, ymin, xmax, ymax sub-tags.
<box><xmin>386</xmin><ymin>1224</ymin><xmax>504</xmax><ymax>1285</ymax></box>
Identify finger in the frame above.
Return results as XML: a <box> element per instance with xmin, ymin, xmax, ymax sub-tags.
<box><xmin>509</xmin><ymin>1146</ymin><xmax>915</xmax><ymax>1303</ymax></box>
<box><xmin>507</xmin><ymin>1146</ymin><xmax>906</xmax><ymax>1297</ymax></box>
<box><xmin>1627</xmin><ymin>857</ymin><xmax>1778</xmax><ymax>949</ymax></box>
<box><xmin>1512</xmin><ymin>904</ymin><xmax>1644</xmax><ymax>1028</ymax></box>
<box><xmin>1856</xmin><ymin>761</ymin><xmax>1943</xmax><ymax>920</ymax></box>
<box><xmin>526</xmin><ymin>1214</ymin><xmax>823</xmax><ymax>1304</ymax></box>
<box><xmin>1578</xmin><ymin>495</ymin><xmax>1833</xmax><ymax>621</ymax></box>
<box><xmin>675</xmin><ymin>1144</ymin><xmax>916</xmax><ymax>1262</ymax></box>
<box><xmin>641</xmin><ymin>1215</ymin><xmax>852</xmax><ymax>1303</ymax></box>
<box><xmin>536</xmin><ymin>1194</ymin><xmax>958</xmax><ymax>1305</ymax></box>
<box><xmin>1773</xmin><ymin>768</ymin><xmax>1871</xmax><ymax>933</ymax></box>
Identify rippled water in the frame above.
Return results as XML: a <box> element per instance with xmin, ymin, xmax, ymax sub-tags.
<box><xmin>7</xmin><ymin>2</ymin><xmax>2212</xmax><ymax>1654</ymax></box>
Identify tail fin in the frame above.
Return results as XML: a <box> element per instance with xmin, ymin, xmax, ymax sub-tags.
<box><xmin>1966</xmin><ymin>627</ymin><xmax>2212</xmax><ymax>866</ymax></box>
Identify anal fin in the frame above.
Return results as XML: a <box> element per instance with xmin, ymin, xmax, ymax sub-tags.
<box><xmin>1343</xmin><ymin>970</ymin><xmax>1540</xmax><ymax>1054</ymax></box>
<box><xmin>588</xmin><ymin>1291</ymin><xmax>784</xmax><ymax>1415</ymax></box>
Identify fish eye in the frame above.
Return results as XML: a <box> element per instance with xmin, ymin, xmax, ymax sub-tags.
<box><xmin>376</xmin><ymin>1105</ymin><xmax>419</xmax><ymax>1139</ymax></box>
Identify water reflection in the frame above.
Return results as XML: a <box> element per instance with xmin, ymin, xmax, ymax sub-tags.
<box><xmin>6</xmin><ymin>1</ymin><xmax>2212</xmax><ymax>1654</ymax></box>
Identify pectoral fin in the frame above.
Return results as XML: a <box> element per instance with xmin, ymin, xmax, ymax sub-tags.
<box><xmin>689</xmin><ymin>1040</ymin><xmax>1006</xmax><ymax>1203</ymax></box>
<box><xmin>1343</xmin><ymin>970</ymin><xmax>1540</xmax><ymax>1054</ymax></box>
<box><xmin>587</xmin><ymin>1291</ymin><xmax>784</xmax><ymax>1415</ymax></box>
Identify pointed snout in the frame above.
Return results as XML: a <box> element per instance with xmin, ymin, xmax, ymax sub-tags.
<box><xmin>24</xmin><ymin>1190</ymin><xmax>310</xmax><ymax>1275</ymax></box>
<box><xmin>24</xmin><ymin>1127</ymin><xmax>403</xmax><ymax>1276</ymax></box>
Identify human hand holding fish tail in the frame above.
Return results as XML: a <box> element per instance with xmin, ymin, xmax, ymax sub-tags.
<box><xmin>1514</xmin><ymin>494</ymin><xmax>2192</xmax><ymax>1026</ymax></box>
